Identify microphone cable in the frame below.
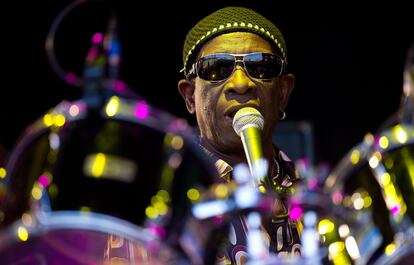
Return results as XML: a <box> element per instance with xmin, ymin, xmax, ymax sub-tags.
<box><xmin>44</xmin><ymin>0</ymin><xmax>111</xmax><ymax>88</ymax></box>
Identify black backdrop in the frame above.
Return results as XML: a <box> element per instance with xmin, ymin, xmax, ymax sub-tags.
<box><xmin>1</xmin><ymin>0</ymin><xmax>413</xmax><ymax>167</ymax></box>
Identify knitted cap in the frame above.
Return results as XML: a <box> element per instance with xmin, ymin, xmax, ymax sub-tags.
<box><xmin>182</xmin><ymin>6</ymin><xmax>287</xmax><ymax>74</ymax></box>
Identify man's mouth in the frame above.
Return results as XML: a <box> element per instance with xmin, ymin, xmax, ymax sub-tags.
<box><xmin>224</xmin><ymin>105</ymin><xmax>261</xmax><ymax>121</ymax></box>
<box><xmin>226</xmin><ymin>110</ymin><xmax>238</xmax><ymax>120</ymax></box>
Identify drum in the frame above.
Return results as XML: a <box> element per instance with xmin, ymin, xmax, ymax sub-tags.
<box><xmin>0</xmin><ymin>95</ymin><xmax>228</xmax><ymax>264</ymax></box>
<box><xmin>324</xmin><ymin>124</ymin><xmax>414</xmax><ymax>265</ymax></box>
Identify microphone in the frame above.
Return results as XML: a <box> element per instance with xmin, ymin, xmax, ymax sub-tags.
<box><xmin>232</xmin><ymin>107</ymin><xmax>268</xmax><ymax>187</ymax></box>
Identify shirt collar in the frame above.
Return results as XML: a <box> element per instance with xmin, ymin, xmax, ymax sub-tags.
<box><xmin>198</xmin><ymin>144</ymin><xmax>233</xmax><ymax>181</ymax></box>
<box><xmin>199</xmin><ymin>143</ymin><xmax>296</xmax><ymax>184</ymax></box>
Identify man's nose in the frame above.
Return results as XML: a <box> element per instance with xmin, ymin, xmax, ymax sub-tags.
<box><xmin>225</xmin><ymin>65</ymin><xmax>256</xmax><ymax>95</ymax></box>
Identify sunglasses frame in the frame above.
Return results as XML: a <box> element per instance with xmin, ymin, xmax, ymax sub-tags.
<box><xmin>187</xmin><ymin>52</ymin><xmax>285</xmax><ymax>82</ymax></box>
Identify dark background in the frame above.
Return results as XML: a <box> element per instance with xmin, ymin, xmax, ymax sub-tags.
<box><xmin>1</xmin><ymin>0</ymin><xmax>413</xmax><ymax>168</ymax></box>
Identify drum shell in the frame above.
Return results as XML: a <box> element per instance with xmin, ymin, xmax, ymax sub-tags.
<box><xmin>324</xmin><ymin>125</ymin><xmax>414</xmax><ymax>264</ymax></box>
<box><xmin>0</xmin><ymin>98</ymin><xmax>226</xmax><ymax>264</ymax></box>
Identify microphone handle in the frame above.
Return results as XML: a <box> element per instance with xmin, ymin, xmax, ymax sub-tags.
<box><xmin>240</xmin><ymin>125</ymin><xmax>265</xmax><ymax>184</ymax></box>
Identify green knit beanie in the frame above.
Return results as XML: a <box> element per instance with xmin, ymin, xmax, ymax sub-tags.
<box><xmin>182</xmin><ymin>6</ymin><xmax>287</xmax><ymax>75</ymax></box>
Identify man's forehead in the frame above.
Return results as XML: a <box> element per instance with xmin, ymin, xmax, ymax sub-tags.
<box><xmin>198</xmin><ymin>32</ymin><xmax>275</xmax><ymax>58</ymax></box>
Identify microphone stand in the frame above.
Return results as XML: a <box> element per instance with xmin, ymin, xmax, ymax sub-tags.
<box><xmin>191</xmin><ymin>162</ymin><xmax>273</xmax><ymax>264</ymax></box>
<box><xmin>233</xmin><ymin>164</ymin><xmax>270</xmax><ymax>264</ymax></box>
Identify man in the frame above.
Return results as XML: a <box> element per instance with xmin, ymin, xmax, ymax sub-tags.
<box><xmin>177</xmin><ymin>6</ymin><xmax>301</xmax><ymax>264</ymax></box>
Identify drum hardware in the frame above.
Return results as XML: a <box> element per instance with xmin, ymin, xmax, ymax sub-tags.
<box><xmin>289</xmin><ymin>159</ymin><xmax>359</xmax><ymax>265</ymax></box>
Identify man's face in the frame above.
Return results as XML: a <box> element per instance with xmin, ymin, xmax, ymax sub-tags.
<box><xmin>179</xmin><ymin>32</ymin><xmax>293</xmax><ymax>157</ymax></box>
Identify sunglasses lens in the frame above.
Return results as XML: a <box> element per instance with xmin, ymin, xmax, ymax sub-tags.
<box><xmin>244</xmin><ymin>53</ymin><xmax>283</xmax><ymax>79</ymax></box>
<box><xmin>196</xmin><ymin>54</ymin><xmax>235</xmax><ymax>81</ymax></box>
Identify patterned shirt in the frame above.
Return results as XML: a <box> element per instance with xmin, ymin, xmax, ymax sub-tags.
<box><xmin>200</xmin><ymin>144</ymin><xmax>302</xmax><ymax>264</ymax></box>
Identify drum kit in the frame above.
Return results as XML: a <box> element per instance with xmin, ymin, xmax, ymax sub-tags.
<box><xmin>0</xmin><ymin>1</ymin><xmax>414</xmax><ymax>264</ymax></box>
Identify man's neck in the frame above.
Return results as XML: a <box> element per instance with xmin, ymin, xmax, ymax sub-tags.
<box><xmin>199</xmin><ymin>137</ymin><xmax>275</xmax><ymax>168</ymax></box>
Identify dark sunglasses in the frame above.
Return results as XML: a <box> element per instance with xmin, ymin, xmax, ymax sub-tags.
<box><xmin>187</xmin><ymin>52</ymin><xmax>285</xmax><ymax>82</ymax></box>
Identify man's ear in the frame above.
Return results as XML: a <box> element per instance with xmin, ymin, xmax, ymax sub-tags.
<box><xmin>178</xmin><ymin>79</ymin><xmax>196</xmax><ymax>114</ymax></box>
<box><xmin>279</xmin><ymin>73</ymin><xmax>295</xmax><ymax>110</ymax></box>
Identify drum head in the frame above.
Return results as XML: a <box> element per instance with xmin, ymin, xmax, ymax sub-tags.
<box><xmin>0</xmin><ymin>97</ymin><xmax>226</xmax><ymax>264</ymax></box>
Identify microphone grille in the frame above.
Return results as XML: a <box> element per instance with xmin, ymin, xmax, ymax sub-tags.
<box><xmin>232</xmin><ymin>107</ymin><xmax>264</xmax><ymax>136</ymax></box>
